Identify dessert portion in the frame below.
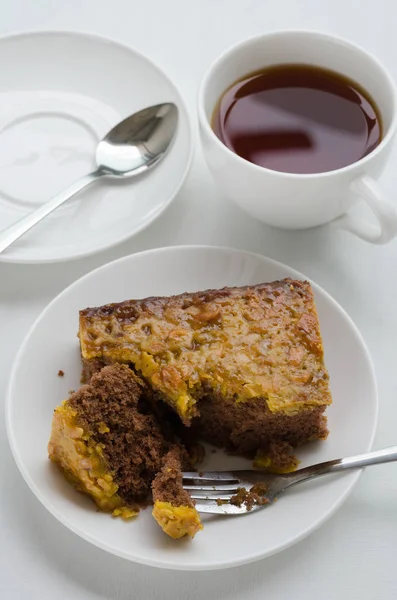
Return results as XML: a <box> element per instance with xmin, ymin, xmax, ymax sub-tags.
<box><xmin>79</xmin><ymin>279</ymin><xmax>332</xmax><ymax>458</ymax></box>
<box><xmin>48</xmin><ymin>364</ymin><xmax>202</xmax><ymax>537</ymax></box>
<box><xmin>50</xmin><ymin>278</ymin><xmax>332</xmax><ymax>542</ymax></box>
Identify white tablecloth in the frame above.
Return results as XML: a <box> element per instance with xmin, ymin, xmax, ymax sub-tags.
<box><xmin>2</xmin><ymin>1</ymin><xmax>397</xmax><ymax>598</ymax></box>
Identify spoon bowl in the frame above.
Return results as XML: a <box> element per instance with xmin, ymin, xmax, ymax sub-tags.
<box><xmin>96</xmin><ymin>103</ymin><xmax>178</xmax><ymax>177</ymax></box>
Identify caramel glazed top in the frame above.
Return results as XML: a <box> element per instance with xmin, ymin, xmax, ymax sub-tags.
<box><xmin>79</xmin><ymin>279</ymin><xmax>332</xmax><ymax>422</ymax></box>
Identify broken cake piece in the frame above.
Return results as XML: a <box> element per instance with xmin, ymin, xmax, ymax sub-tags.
<box><xmin>152</xmin><ymin>448</ymin><xmax>202</xmax><ymax>539</ymax></box>
<box><xmin>48</xmin><ymin>364</ymin><xmax>202</xmax><ymax>537</ymax></box>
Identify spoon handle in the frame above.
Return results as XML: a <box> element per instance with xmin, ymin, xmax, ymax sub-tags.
<box><xmin>0</xmin><ymin>170</ymin><xmax>103</xmax><ymax>254</ymax></box>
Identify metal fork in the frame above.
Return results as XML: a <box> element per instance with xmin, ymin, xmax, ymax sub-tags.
<box><xmin>183</xmin><ymin>446</ymin><xmax>397</xmax><ymax>514</ymax></box>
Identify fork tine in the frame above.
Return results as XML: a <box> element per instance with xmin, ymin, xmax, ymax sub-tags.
<box><xmin>190</xmin><ymin>493</ymin><xmax>232</xmax><ymax>501</ymax></box>
<box><xmin>183</xmin><ymin>483</ymin><xmax>240</xmax><ymax>492</ymax></box>
<box><xmin>194</xmin><ymin>503</ymin><xmax>241</xmax><ymax>514</ymax></box>
<box><xmin>182</xmin><ymin>471</ymin><xmax>239</xmax><ymax>483</ymax></box>
<box><xmin>193</xmin><ymin>504</ymin><xmax>228</xmax><ymax>514</ymax></box>
<box><xmin>193</xmin><ymin>501</ymin><xmax>261</xmax><ymax>515</ymax></box>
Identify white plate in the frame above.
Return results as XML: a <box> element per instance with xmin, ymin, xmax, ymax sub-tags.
<box><xmin>6</xmin><ymin>246</ymin><xmax>378</xmax><ymax>570</ymax></box>
<box><xmin>0</xmin><ymin>32</ymin><xmax>192</xmax><ymax>263</ymax></box>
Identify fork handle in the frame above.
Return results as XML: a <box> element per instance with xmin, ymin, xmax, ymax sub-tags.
<box><xmin>283</xmin><ymin>445</ymin><xmax>397</xmax><ymax>488</ymax></box>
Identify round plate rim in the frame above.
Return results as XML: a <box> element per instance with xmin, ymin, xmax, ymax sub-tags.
<box><xmin>5</xmin><ymin>245</ymin><xmax>378</xmax><ymax>569</ymax></box>
<box><xmin>0</xmin><ymin>30</ymin><xmax>193</xmax><ymax>265</ymax></box>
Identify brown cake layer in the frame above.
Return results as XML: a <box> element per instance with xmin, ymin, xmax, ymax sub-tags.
<box><xmin>193</xmin><ymin>393</ymin><xmax>328</xmax><ymax>456</ymax></box>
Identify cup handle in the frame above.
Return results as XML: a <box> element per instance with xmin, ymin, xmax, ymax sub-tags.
<box><xmin>333</xmin><ymin>175</ymin><xmax>397</xmax><ymax>244</ymax></box>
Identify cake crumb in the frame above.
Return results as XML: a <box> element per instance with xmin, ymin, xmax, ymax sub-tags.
<box><xmin>230</xmin><ymin>483</ymin><xmax>269</xmax><ymax>511</ymax></box>
<box><xmin>254</xmin><ymin>442</ymin><xmax>299</xmax><ymax>473</ymax></box>
<box><xmin>58</xmin><ymin>370</ymin><xmax>65</xmax><ymax>377</ymax></box>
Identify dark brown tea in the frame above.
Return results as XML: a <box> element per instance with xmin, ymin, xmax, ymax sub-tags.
<box><xmin>212</xmin><ymin>64</ymin><xmax>382</xmax><ymax>174</ymax></box>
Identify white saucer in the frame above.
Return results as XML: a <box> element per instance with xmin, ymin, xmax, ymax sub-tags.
<box><xmin>0</xmin><ymin>32</ymin><xmax>192</xmax><ymax>263</ymax></box>
<box><xmin>6</xmin><ymin>246</ymin><xmax>377</xmax><ymax>569</ymax></box>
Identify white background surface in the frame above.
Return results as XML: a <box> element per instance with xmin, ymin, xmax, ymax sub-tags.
<box><xmin>1</xmin><ymin>1</ymin><xmax>397</xmax><ymax>598</ymax></box>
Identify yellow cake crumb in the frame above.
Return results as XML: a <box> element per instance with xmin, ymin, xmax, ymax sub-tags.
<box><xmin>254</xmin><ymin>448</ymin><xmax>300</xmax><ymax>473</ymax></box>
<box><xmin>152</xmin><ymin>501</ymin><xmax>203</xmax><ymax>539</ymax></box>
<box><xmin>112</xmin><ymin>507</ymin><xmax>138</xmax><ymax>520</ymax></box>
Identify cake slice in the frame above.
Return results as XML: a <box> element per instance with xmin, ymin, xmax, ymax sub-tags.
<box><xmin>48</xmin><ymin>364</ymin><xmax>202</xmax><ymax>538</ymax></box>
<box><xmin>78</xmin><ymin>279</ymin><xmax>332</xmax><ymax>461</ymax></box>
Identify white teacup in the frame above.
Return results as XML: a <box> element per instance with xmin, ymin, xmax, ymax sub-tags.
<box><xmin>198</xmin><ymin>31</ymin><xmax>397</xmax><ymax>244</ymax></box>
